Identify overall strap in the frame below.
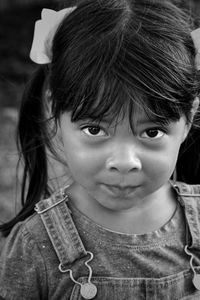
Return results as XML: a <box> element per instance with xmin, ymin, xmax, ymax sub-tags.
<box><xmin>173</xmin><ymin>181</ymin><xmax>200</xmax><ymax>249</ymax></box>
<box><xmin>35</xmin><ymin>186</ymin><xmax>88</xmax><ymax>268</ymax></box>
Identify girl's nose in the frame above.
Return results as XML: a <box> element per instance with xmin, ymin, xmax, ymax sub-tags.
<box><xmin>105</xmin><ymin>146</ymin><xmax>142</xmax><ymax>174</ymax></box>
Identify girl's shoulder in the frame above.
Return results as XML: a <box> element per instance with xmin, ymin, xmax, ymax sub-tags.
<box><xmin>1</xmin><ymin>209</ymin><xmax>50</xmax><ymax>257</ymax></box>
<box><xmin>173</xmin><ymin>181</ymin><xmax>200</xmax><ymax>196</ymax></box>
<box><xmin>3</xmin><ymin>188</ymin><xmax>65</xmax><ymax>252</ymax></box>
<box><xmin>173</xmin><ymin>180</ymin><xmax>200</xmax><ymax>211</ymax></box>
<box><xmin>0</xmin><ymin>206</ymin><xmax>50</xmax><ymax>298</ymax></box>
<box><xmin>15</xmin><ymin>186</ymin><xmax>69</xmax><ymax>246</ymax></box>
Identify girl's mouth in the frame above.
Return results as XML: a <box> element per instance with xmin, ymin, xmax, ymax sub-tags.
<box><xmin>100</xmin><ymin>183</ymin><xmax>139</xmax><ymax>197</ymax></box>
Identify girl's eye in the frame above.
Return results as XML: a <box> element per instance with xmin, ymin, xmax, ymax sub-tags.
<box><xmin>82</xmin><ymin>126</ymin><xmax>107</xmax><ymax>137</ymax></box>
<box><xmin>141</xmin><ymin>128</ymin><xmax>165</xmax><ymax>139</ymax></box>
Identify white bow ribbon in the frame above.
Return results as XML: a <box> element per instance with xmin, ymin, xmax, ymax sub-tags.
<box><xmin>30</xmin><ymin>7</ymin><xmax>76</xmax><ymax>64</ymax></box>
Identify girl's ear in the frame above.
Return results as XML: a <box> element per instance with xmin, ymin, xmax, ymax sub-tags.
<box><xmin>182</xmin><ymin>97</ymin><xmax>199</xmax><ymax>142</ymax></box>
<box><xmin>44</xmin><ymin>88</ymin><xmax>63</xmax><ymax>139</ymax></box>
<box><xmin>190</xmin><ymin>97</ymin><xmax>199</xmax><ymax>122</ymax></box>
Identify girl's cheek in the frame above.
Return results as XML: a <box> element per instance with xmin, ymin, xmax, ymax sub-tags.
<box><xmin>65</xmin><ymin>146</ymin><xmax>104</xmax><ymax>171</ymax></box>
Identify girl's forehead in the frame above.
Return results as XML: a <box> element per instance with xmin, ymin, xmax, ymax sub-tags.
<box><xmin>90</xmin><ymin>102</ymin><xmax>157</xmax><ymax>128</ymax></box>
<box><xmin>91</xmin><ymin>85</ymin><xmax>159</xmax><ymax>123</ymax></box>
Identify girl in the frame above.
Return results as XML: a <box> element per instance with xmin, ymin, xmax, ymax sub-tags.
<box><xmin>1</xmin><ymin>0</ymin><xmax>200</xmax><ymax>299</ymax></box>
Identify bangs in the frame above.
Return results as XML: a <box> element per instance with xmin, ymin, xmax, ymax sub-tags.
<box><xmin>51</xmin><ymin>43</ymin><xmax>190</xmax><ymax>128</ymax></box>
<box><xmin>50</xmin><ymin>0</ymin><xmax>196</xmax><ymax>126</ymax></box>
<box><xmin>62</xmin><ymin>70</ymin><xmax>185</xmax><ymax>128</ymax></box>
<box><xmin>70</xmin><ymin>75</ymin><xmax>129</xmax><ymax>123</ymax></box>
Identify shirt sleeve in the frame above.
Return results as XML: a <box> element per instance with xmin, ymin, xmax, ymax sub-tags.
<box><xmin>0</xmin><ymin>222</ymin><xmax>47</xmax><ymax>300</ymax></box>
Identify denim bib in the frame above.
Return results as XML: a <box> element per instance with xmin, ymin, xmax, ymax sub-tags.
<box><xmin>35</xmin><ymin>182</ymin><xmax>200</xmax><ymax>299</ymax></box>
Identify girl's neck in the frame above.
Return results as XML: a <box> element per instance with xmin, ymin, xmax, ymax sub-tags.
<box><xmin>67</xmin><ymin>182</ymin><xmax>177</xmax><ymax>235</ymax></box>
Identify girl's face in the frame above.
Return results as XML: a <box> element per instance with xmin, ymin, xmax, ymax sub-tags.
<box><xmin>59</xmin><ymin>108</ymin><xmax>189</xmax><ymax>212</ymax></box>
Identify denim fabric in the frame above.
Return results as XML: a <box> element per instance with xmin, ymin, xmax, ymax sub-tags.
<box><xmin>0</xmin><ymin>181</ymin><xmax>200</xmax><ymax>299</ymax></box>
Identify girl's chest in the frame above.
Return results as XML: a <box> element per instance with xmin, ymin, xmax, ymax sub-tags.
<box><xmin>44</xmin><ymin>239</ymin><xmax>200</xmax><ymax>300</ymax></box>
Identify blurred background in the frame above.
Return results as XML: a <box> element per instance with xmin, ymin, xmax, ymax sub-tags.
<box><xmin>0</xmin><ymin>0</ymin><xmax>200</xmax><ymax>244</ymax></box>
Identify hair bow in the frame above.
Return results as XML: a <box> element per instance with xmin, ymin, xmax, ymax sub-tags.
<box><xmin>191</xmin><ymin>28</ymin><xmax>200</xmax><ymax>71</ymax></box>
<box><xmin>30</xmin><ymin>7</ymin><xmax>76</xmax><ymax>64</ymax></box>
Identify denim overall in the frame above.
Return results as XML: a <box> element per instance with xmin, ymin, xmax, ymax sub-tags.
<box><xmin>35</xmin><ymin>182</ymin><xmax>200</xmax><ymax>300</ymax></box>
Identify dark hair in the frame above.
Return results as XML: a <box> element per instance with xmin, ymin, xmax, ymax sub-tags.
<box><xmin>1</xmin><ymin>0</ymin><xmax>200</xmax><ymax>236</ymax></box>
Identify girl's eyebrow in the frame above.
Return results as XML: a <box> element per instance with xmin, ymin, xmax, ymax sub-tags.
<box><xmin>77</xmin><ymin>116</ymin><xmax>113</xmax><ymax>124</ymax></box>
<box><xmin>136</xmin><ymin>117</ymin><xmax>170</xmax><ymax>126</ymax></box>
<box><xmin>76</xmin><ymin>115</ymin><xmax>171</xmax><ymax>127</ymax></box>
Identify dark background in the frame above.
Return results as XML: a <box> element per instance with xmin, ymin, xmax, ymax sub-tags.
<box><xmin>0</xmin><ymin>0</ymin><xmax>200</xmax><ymax>237</ymax></box>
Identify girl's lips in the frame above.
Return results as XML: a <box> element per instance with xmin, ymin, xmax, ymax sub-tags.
<box><xmin>100</xmin><ymin>183</ymin><xmax>139</xmax><ymax>197</ymax></box>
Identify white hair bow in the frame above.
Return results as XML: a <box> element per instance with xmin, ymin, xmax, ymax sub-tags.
<box><xmin>30</xmin><ymin>7</ymin><xmax>76</xmax><ymax>64</ymax></box>
<box><xmin>191</xmin><ymin>28</ymin><xmax>200</xmax><ymax>71</ymax></box>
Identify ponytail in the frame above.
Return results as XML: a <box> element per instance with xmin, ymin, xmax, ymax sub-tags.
<box><xmin>0</xmin><ymin>66</ymin><xmax>52</xmax><ymax>237</ymax></box>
